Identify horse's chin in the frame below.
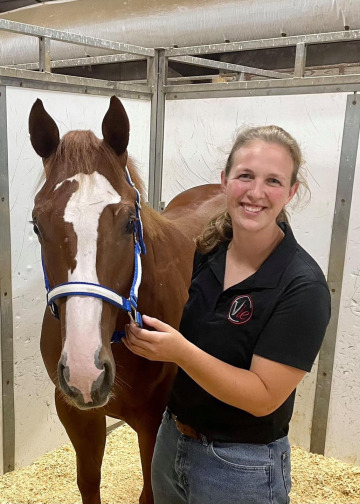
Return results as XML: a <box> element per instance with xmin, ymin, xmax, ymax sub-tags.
<box><xmin>71</xmin><ymin>397</ymin><xmax>110</xmax><ymax>410</ymax></box>
<box><xmin>59</xmin><ymin>386</ymin><xmax>112</xmax><ymax>410</ymax></box>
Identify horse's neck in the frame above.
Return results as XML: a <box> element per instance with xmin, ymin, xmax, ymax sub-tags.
<box><xmin>138</xmin><ymin>206</ymin><xmax>195</xmax><ymax>328</ymax></box>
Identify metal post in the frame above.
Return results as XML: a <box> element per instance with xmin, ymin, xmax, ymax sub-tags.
<box><xmin>294</xmin><ymin>43</ymin><xmax>307</xmax><ymax>77</ymax></box>
<box><xmin>39</xmin><ymin>36</ymin><xmax>51</xmax><ymax>73</ymax></box>
<box><xmin>147</xmin><ymin>49</ymin><xmax>167</xmax><ymax>210</ymax></box>
<box><xmin>0</xmin><ymin>86</ymin><xmax>15</xmax><ymax>474</ymax></box>
<box><xmin>310</xmin><ymin>93</ymin><xmax>360</xmax><ymax>455</ymax></box>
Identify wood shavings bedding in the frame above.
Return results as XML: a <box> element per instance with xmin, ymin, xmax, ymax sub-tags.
<box><xmin>1</xmin><ymin>424</ymin><xmax>359</xmax><ymax>504</ymax></box>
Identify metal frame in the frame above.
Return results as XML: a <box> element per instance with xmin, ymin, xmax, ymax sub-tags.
<box><xmin>0</xmin><ymin>20</ymin><xmax>359</xmax><ymax>468</ymax></box>
<box><xmin>0</xmin><ymin>19</ymin><xmax>151</xmax><ymax>100</ymax></box>
<box><xmin>0</xmin><ymin>86</ymin><xmax>15</xmax><ymax>474</ymax></box>
<box><xmin>0</xmin><ymin>19</ymin><xmax>154</xmax><ymax>57</ymax></box>
<box><xmin>147</xmin><ymin>49</ymin><xmax>167</xmax><ymax>212</ymax></box>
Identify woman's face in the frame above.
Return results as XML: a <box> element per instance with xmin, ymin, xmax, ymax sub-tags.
<box><xmin>221</xmin><ymin>140</ymin><xmax>299</xmax><ymax>234</ymax></box>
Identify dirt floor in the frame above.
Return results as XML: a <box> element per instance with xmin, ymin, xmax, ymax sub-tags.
<box><xmin>1</xmin><ymin>423</ymin><xmax>360</xmax><ymax>504</ymax></box>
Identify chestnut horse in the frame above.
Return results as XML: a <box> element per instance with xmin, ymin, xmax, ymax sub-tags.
<box><xmin>29</xmin><ymin>96</ymin><xmax>224</xmax><ymax>504</ymax></box>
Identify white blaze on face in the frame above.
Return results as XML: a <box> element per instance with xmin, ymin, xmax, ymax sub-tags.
<box><xmin>57</xmin><ymin>172</ymin><xmax>121</xmax><ymax>404</ymax></box>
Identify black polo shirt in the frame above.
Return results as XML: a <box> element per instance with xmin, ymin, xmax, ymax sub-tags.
<box><xmin>168</xmin><ymin>223</ymin><xmax>331</xmax><ymax>444</ymax></box>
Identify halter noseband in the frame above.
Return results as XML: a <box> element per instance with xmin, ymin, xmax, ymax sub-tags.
<box><xmin>41</xmin><ymin>167</ymin><xmax>146</xmax><ymax>342</ymax></box>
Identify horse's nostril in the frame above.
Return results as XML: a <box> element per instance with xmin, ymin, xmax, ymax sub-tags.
<box><xmin>103</xmin><ymin>361</ymin><xmax>109</xmax><ymax>376</ymax></box>
<box><xmin>95</xmin><ymin>360</ymin><xmax>114</xmax><ymax>398</ymax></box>
<box><xmin>58</xmin><ymin>361</ymin><xmax>65</xmax><ymax>381</ymax></box>
<box><xmin>58</xmin><ymin>360</ymin><xmax>69</xmax><ymax>383</ymax></box>
<box><xmin>101</xmin><ymin>361</ymin><xmax>113</xmax><ymax>385</ymax></box>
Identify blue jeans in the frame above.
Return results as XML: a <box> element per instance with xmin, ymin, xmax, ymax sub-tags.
<box><xmin>151</xmin><ymin>410</ymin><xmax>291</xmax><ymax>504</ymax></box>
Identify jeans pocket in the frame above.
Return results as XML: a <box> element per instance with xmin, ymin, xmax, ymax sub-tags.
<box><xmin>209</xmin><ymin>442</ymin><xmax>272</xmax><ymax>503</ymax></box>
<box><xmin>210</xmin><ymin>441</ymin><xmax>271</xmax><ymax>470</ymax></box>
<box><xmin>281</xmin><ymin>447</ymin><xmax>292</xmax><ymax>501</ymax></box>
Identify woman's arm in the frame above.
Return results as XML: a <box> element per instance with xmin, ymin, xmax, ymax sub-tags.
<box><xmin>123</xmin><ymin>315</ymin><xmax>305</xmax><ymax>417</ymax></box>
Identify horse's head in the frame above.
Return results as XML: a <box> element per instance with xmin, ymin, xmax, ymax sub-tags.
<box><xmin>30</xmin><ymin>96</ymin><xmax>144</xmax><ymax>409</ymax></box>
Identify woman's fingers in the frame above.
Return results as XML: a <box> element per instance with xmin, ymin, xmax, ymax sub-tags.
<box><xmin>123</xmin><ymin>324</ymin><xmax>153</xmax><ymax>358</ymax></box>
<box><xmin>142</xmin><ymin>314</ymin><xmax>172</xmax><ymax>332</ymax></box>
<box><xmin>127</xmin><ymin>321</ymin><xmax>154</xmax><ymax>342</ymax></box>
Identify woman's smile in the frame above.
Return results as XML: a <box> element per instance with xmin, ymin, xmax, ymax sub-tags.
<box><xmin>240</xmin><ymin>203</ymin><xmax>266</xmax><ymax>215</ymax></box>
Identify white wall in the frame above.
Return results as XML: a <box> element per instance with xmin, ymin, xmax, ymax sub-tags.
<box><xmin>5</xmin><ymin>87</ymin><xmax>150</xmax><ymax>470</ymax></box>
<box><xmin>162</xmin><ymin>93</ymin><xmax>360</xmax><ymax>464</ymax></box>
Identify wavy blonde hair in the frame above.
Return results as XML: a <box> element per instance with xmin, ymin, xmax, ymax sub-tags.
<box><xmin>196</xmin><ymin>125</ymin><xmax>308</xmax><ymax>254</ymax></box>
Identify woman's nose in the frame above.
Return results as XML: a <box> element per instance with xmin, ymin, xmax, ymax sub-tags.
<box><xmin>247</xmin><ymin>180</ymin><xmax>265</xmax><ymax>199</ymax></box>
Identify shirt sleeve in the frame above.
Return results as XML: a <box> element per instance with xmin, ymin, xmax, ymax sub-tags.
<box><xmin>254</xmin><ymin>280</ymin><xmax>331</xmax><ymax>372</ymax></box>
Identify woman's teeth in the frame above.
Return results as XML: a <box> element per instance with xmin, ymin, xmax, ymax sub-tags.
<box><xmin>242</xmin><ymin>204</ymin><xmax>263</xmax><ymax>213</ymax></box>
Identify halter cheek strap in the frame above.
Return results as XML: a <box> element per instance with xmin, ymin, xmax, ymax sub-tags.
<box><xmin>41</xmin><ymin>166</ymin><xmax>146</xmax><ymax>341</ymax></box>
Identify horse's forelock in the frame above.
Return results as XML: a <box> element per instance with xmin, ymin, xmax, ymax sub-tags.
<box><xmin>54</xmin><ymin>130</ymin><xmax>103</xmax><ymax>178</ymax></box>
<box><xmin>45</xmin><ymin>130</ymin><xmax>144</xmax><ymax>198</ymax></box>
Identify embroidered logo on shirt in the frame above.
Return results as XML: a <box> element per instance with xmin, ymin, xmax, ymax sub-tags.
<box><xmin>228</xmin><ymin>295</ymin><xmax>253</xmax><ymax>324</ymax></box>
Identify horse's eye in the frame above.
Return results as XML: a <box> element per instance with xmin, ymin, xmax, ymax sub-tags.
<box><xmin>31</xmin><ymin>220</ymin><xmax>40</xmax><ymax>236</ymax></box>
<box><xmin>125</xmin><ymin>218</ymin><xmax>136</xmax><ymax>234</ymax></box>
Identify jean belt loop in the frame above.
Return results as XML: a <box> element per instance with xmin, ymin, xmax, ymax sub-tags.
<box><xmin>201</xmin><ymin>434</ymin><xmax>209</xmax><ymax>447</ymax></box>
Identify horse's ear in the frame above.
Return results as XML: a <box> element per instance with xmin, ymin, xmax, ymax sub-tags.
<box><xmin>102</xmin><ymin>96</ymin><xmax>130</xmax><ymax>156</ymax></box>
<box><xmin>29</xmin><ymin>99</ymin><xmax>60</xmax><ymax>158</ymax></box>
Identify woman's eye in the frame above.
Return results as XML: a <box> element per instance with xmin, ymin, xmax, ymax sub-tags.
<box><xmin>238</xmin><ymin>173</ymin><xmax>251</xmax><ymax>179</ymax></box>
<box><xmin>268</xmin><ymin>178</ymin><xmax>281</xmax><ymax>185</ymax></box>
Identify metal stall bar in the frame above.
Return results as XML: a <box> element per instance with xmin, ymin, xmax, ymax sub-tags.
<box><xmin>310</xmin><ymin>93</ymin><xmax>360</xmax><ymax>455</ymax></box>
<box><xmin>164</xmin><ymin>74</ymin><xmax>360</xmax><ymax>100</ymax></box>
<box><xmin>0</xmin><ymin>86</ymin><xmax>15</xmax><ymax>474</ymax></box>
<box><xmin>0</xmin><ymin>67</ymin><xmax>151</xmax><ymax>99</ymax></box>
<box><xmin>0</xmin><ymin>19</ymin><xmax>154</xmax><ymax>58</ymax></box>
<box><xmin>294</xmin><ymin>43</ymin><xmax>307</xmax><ymax>78</ymax></box>
<box><xmin>147</xmin><ymin>49</ymin><xmax>167</xmax><ymax>210</ymax></box>
<box><xmin>169</xmin><ymin>55</ymin><xmax>291</xmax><ymax>79</ymax></box>
<box><xmin>38</xmin><ymin>36</ymin><xmax>51</xmax><ymax>73</ymax></box>
<box><xmin>164</xmin><ymin>29</ymin><xmax>360</xmax><ymax>57</ymax></box>
<box><xmin>11</xmin><ymin>53</ymin><xmax>144</xmax><ymax>70</ymax></box>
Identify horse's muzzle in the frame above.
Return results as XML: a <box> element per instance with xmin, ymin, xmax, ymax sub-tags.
<box><xmin>57</xmin><ymin>358</ymin><xmax>114</xmax><ymax>409</ymax></box>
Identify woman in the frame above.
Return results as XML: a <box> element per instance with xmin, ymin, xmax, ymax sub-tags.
<box><xmin>124</xmin><ymin>125</ymin><xmax>331</xmax><ymax>504</ymax></box>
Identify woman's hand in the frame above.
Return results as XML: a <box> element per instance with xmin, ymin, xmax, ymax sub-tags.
<box><xmin>123</xmin><ymin>314</ymin><xmax>190</xmax><ymax>363</ymax></box>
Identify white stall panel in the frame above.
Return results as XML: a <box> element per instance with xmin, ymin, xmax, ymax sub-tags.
<box><xmin>326</xmin><ymin>137</ymin><xmax>360</xmax><ymax>465</ymax></box>
<box><xmin>163</xmin><ymin>93</ymin><xmax>347</xmax><ymax>452</ymax></box>
<box><xmin>6</xmin><ymin>87</ymin><xmax>150</xmax><ymax>469</ymax></box>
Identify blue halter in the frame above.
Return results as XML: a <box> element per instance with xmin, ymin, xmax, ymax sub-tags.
<box><xmin>41</xmin><ymin>167</ymin><xmax>146</xmax><ymax>343</ymax></box>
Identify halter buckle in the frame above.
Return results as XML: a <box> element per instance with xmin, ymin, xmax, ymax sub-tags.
<box><xmin>128</xmin><ymin>305</ymin><xmax>142</xmax><ymax>327</ymax></box>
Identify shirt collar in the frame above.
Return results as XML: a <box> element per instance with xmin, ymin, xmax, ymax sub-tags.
<box><xmin>207</xmin><ymin>222</ymin><xmax>298</xmax><ymax>290</ymax></box>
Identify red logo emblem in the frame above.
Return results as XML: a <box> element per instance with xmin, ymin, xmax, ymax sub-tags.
<box><xmin>228</xmin><ymin>295</ymin><xmax>253</xmax><ymax>325</ymax></box>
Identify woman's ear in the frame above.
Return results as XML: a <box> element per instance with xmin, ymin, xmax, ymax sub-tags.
<box><xmin>221</xmin><ymin>170</ymin><xmax>227</xmax><ymax>193</ymax></box>
<box><xmin>286</xmin><ymin>181</ymin><xmax>300</xmax><ymax>205</ymax></box>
